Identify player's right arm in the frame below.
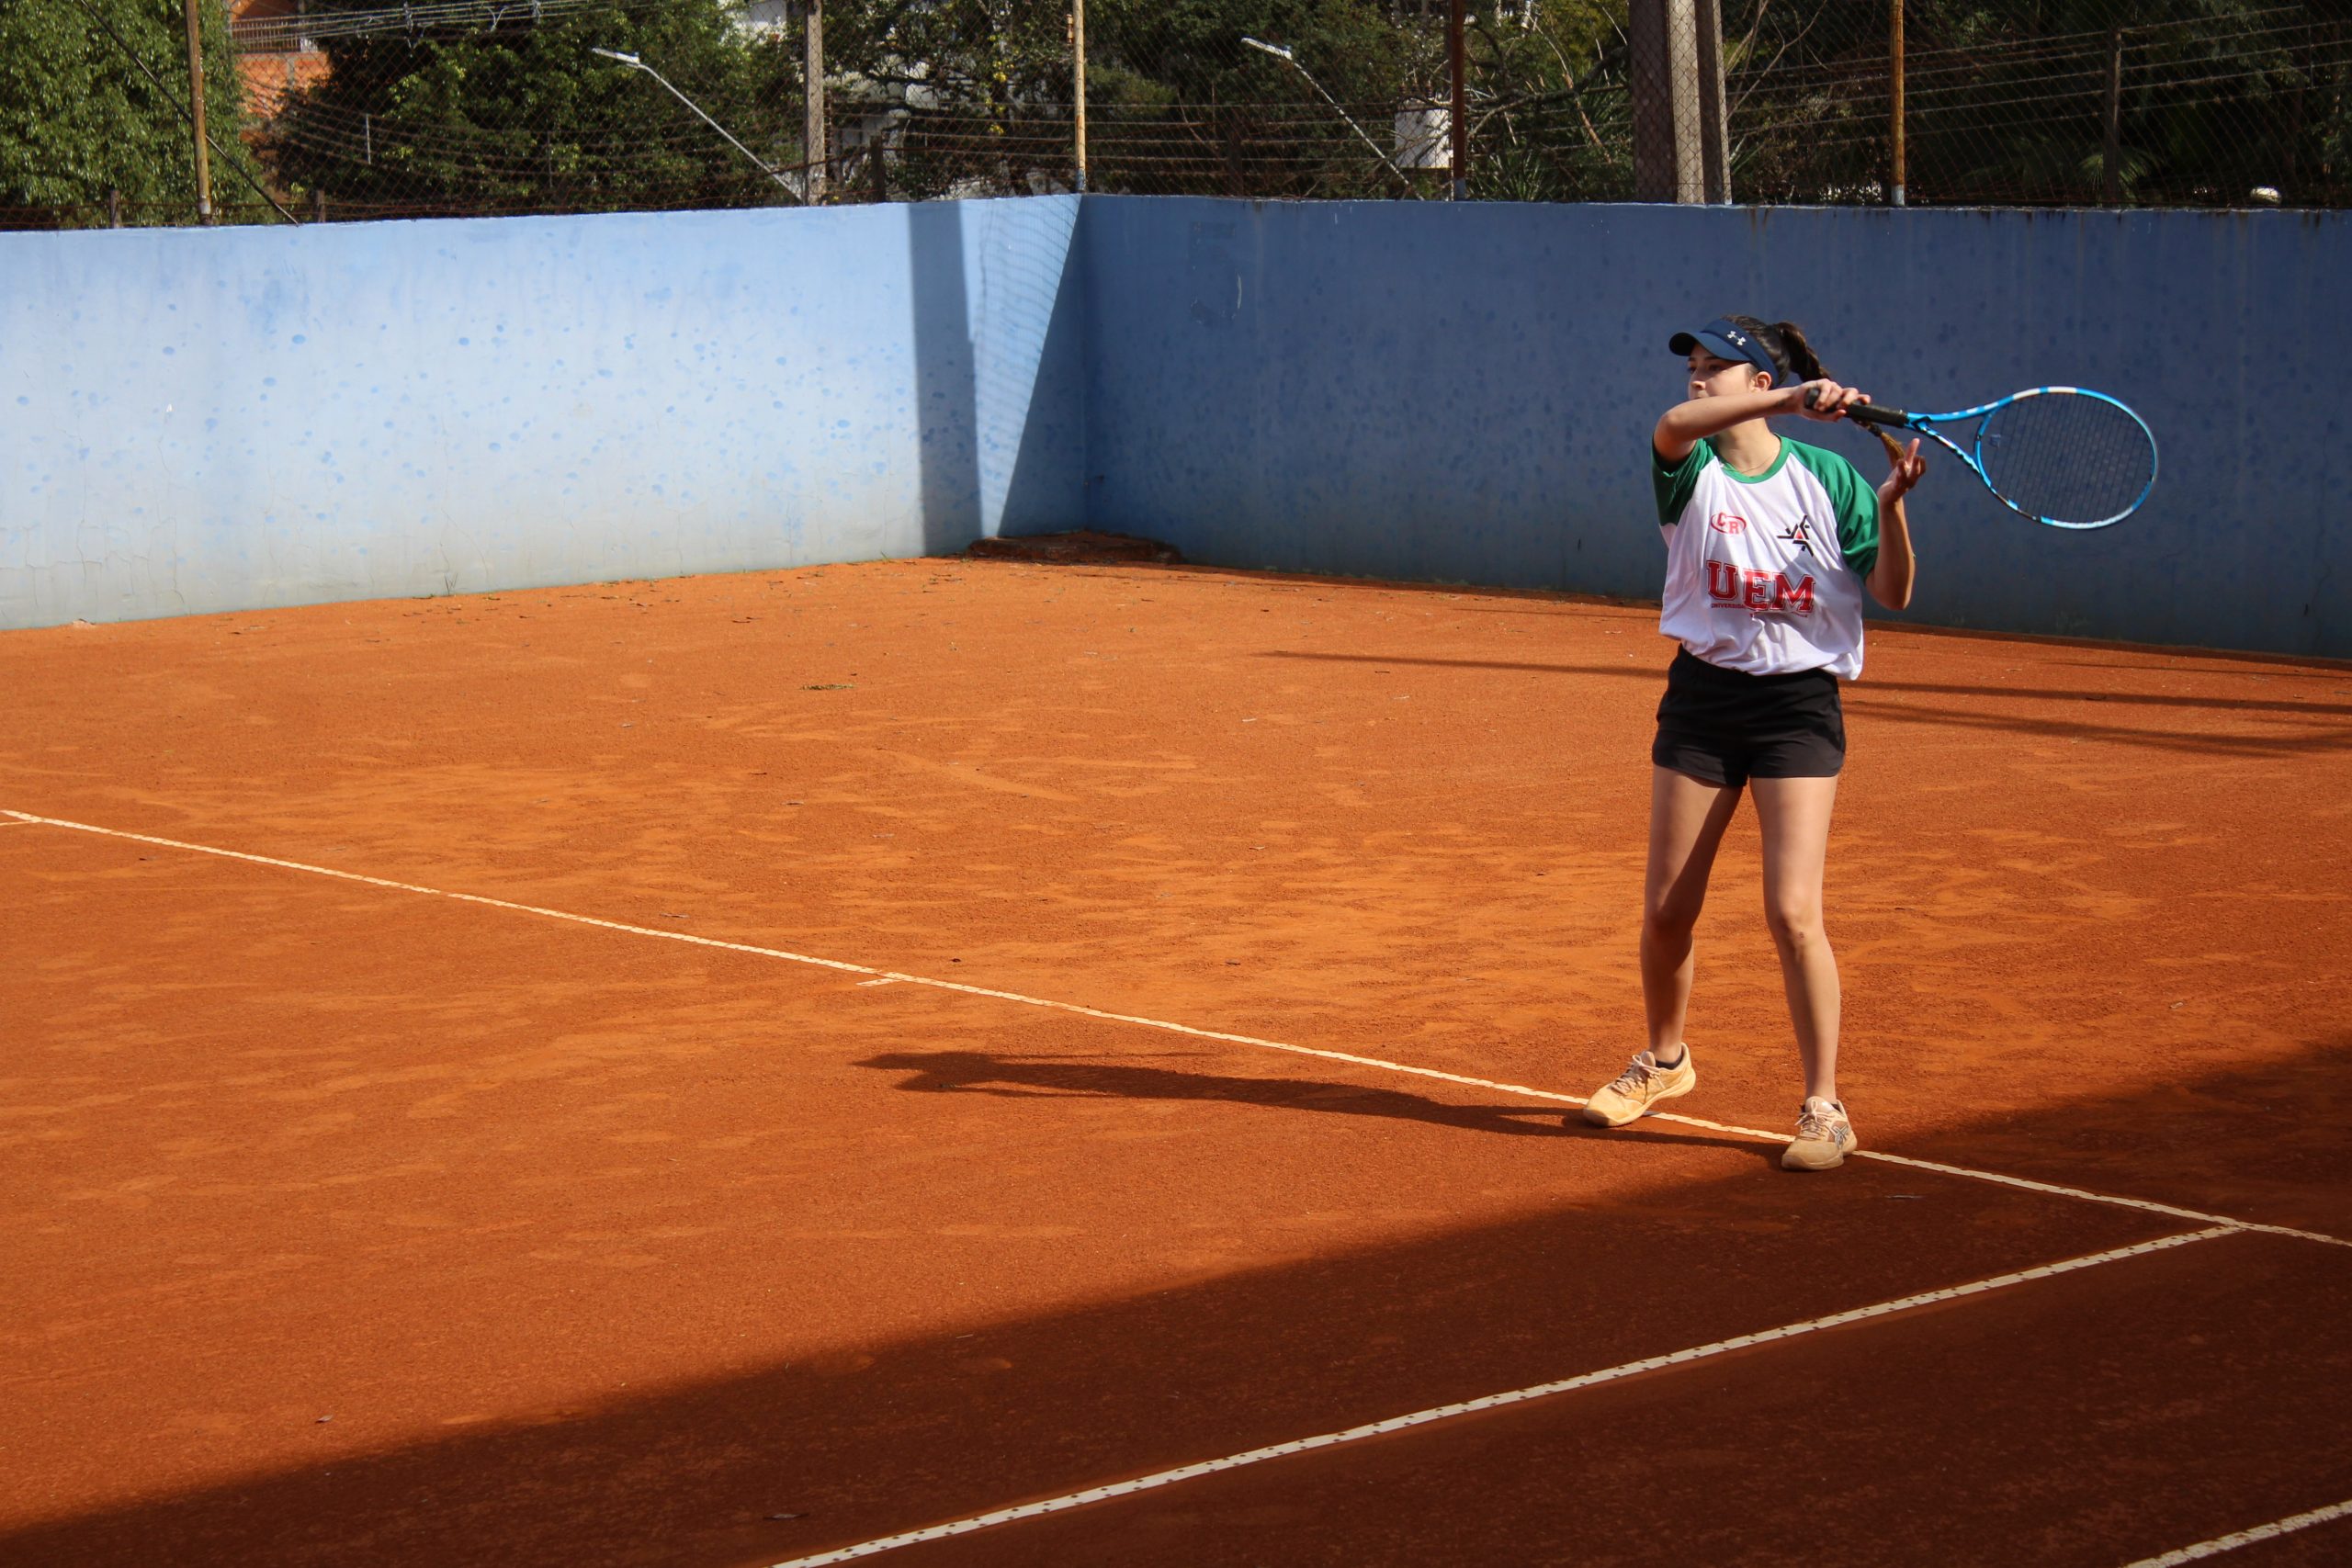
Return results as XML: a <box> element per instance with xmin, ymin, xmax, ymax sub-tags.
<box><xmin>1652</xmin><ymin>379</ymin><xmax>1865</xmax><ymax>462</ymax></box>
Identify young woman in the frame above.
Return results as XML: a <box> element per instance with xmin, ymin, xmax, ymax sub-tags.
<box><xmin>1582</xmin><ymin>316</ymin><xmax>1926</xmax><ymax>1170</ymax></box>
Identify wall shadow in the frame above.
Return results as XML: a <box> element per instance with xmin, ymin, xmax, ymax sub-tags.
<box><xmin>907</xmin><ymin>202</ymin><xmax>983</xmax><ymax>557</ymax></box>
<box><xmin>991</xmin><ymin>200</ymin><xmax>1090</xmax><ymax>539</ymax></box>
<box><xmin>4</xmin><ymin>1045</ymin><xmax>2345</xmax><ymax>1568</ymax></box>
<box><xmin>1260</xmin><ymin>650</ymin><xmax>2352</xmax><ymax>758</ymax></box>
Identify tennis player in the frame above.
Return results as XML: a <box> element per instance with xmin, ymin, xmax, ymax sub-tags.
<box><xmin>1582</xmin><ymin>316</ymin><xmax>1925</xmax><ymax>1170</ymax></box>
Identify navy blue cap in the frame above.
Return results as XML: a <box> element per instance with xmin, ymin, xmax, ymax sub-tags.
<box><xmin>1668</xmin><ymin>318</ymin><xmax>1790</xmax><ymax>386</ymax></box>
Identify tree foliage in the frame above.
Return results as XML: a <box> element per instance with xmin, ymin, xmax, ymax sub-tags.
<box><xmin>6</xmin><ymin>0</ymin><xmax>2346</xmax><ymax>220</ymax></box>
<box><xmin>0</xmin><ymin>0</ymin><xmax>258</xmax><ymax>222</ymax></box>
<box><xmin>270</xmin><ymin>1</ymin><xmax>803</xmax><ymax>215</ymax></box>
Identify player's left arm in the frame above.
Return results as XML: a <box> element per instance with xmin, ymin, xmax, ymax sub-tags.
<box><xmin>1866</xmin><ymin>438</ymin><xmax>1926</xmax><ymax>611</ymax></box>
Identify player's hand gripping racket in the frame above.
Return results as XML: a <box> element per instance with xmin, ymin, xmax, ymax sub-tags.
<box><xmin>1808</xmin><ymin>386</ymin><xmax>2158</xmax><ymax>530</ymax></box>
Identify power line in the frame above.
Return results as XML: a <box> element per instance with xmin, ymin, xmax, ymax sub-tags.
<box><xmin>67</xmin><ymin>0</ymin><xmax>300</xmax><ymax>221</ymax></box>
<box><xmin>232</xmin><ymin>0</ymin><xmax>708</xmax><ymax>50</ymax></box>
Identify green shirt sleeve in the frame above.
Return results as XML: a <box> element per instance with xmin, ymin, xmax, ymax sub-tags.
<box><xmin>1789</xmin><ymin>440</ymin><xmax>1881</xmax><ymax>577</ymax></box>
<box><xmin>1652</xmin><ymin>438</ymin><xmax>1713</xmax><ymax>526</ymax></box>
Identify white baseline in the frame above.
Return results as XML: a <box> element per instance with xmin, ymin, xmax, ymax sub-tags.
<box><xmin>5</xmin><ymin>807</ymin><xmax>2344</xmax><ymax>1254</ymax></box>
<box><xmin>2119</xmin><ymin>1496</ymin><xmax>2352</xmax><ymax>1566</ymax></box>
<box><xmin>765</xmin><ymin>1230</ymin><xmax>2236</xmax><ymax>1566</ymax></box>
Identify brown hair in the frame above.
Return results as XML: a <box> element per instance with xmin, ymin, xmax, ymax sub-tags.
<box><xmin>1730</xmin><ymin>315</ymin><xmax>1904</xmax><ymax>458</ymax></box>
<box><xmin>1724</xmin><ymin>314</ymin><xmax>1826</xmax><ymax>386</ymax></box>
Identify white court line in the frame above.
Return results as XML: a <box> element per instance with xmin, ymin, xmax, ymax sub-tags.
<box><xmin>765</xmin><ymin>1228</ymin><xmax>2236</xmax><ymax>1566</ymax></box>
<box><xmin>6</xmin><ymin>807</ymin><xmax>2346</xmax><ymax>1254</ymax></box>
<box><xmin>2119</xmin><ymin>1497</ymin><xmax>2352</xmax><ymax>1566</ymax></box>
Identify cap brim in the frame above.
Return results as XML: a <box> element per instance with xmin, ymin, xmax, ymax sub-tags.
<box><xmin>1670</xmin><ymin>329</ymin><xmax>1747</xmax><ymax>363</ymax></box>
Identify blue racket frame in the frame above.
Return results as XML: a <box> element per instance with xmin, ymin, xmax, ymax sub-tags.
<box><xmin>1842</xmin><ymin>387</ymin><xmax>2158</xmax><ymax>531</ymax></box>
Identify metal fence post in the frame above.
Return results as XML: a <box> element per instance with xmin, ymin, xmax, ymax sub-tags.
<box><xmin>2103</xmin><ymin>27</ymin><xmax>2124</xmax><ymax>207</ymax></box>
<box><xmin>1073</xmin><ymin>0</ymin><xmax>1088</xmax><ymax>193</ymax></box>
<box><xmin>1448</xmin><ymin>0</ymin><xmax>1468</xmax><ymax>199</ymax></box>
<box><xmin>1890</xmin><ymin>0</ymin><xmax>1905</xmax><ymax>206</ymax></box>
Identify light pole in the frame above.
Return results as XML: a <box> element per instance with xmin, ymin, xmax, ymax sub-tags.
<box><xmin>592</xmin><ymin>48</ymin><xmax>804</xmax><ymax>201</ymax></box>
<box><xmin>1240</xmin><ymin>36</ymin><xmax>1416</xmax><ymax>195</ymax></box>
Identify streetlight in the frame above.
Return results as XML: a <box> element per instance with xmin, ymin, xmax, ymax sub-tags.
<box><xmin>592</xmin><ymin>47</ymin><xmax>804</xmax><ymax>200</ymax></box>
<box><xmin>1239</xmin><ymin>35</ymin><xmax>1416</xmax><ymax>195</ymax></box>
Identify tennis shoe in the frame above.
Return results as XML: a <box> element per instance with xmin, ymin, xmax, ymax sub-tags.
<box><xmin>1581</xmin><ymin>1046</ymin><xmax>1696</xmax><ymax>1128</ymax></box>
<box><xmin>1781</xmin><ymin>1097</ymin><xmax>1859</xmax><ymax>1170</ymax></box>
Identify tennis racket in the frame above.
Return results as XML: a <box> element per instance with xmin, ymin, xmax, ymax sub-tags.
<box><xmin>1808</xmin><ymin>387</ymin><xmax>2158</xmax><ymax>531</ymax></box>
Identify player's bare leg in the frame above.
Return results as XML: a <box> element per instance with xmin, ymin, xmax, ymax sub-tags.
<box><xmin>1641</xmin><ymin>765</ymin><xmax>1744</xmax><ymax>1060</ymax></box>
<box><xmin>1752</xmin><ymin>774</ymin><xmax>1841</xmax><ymax>1101</ymax></box>
<box><xmin>1586</xmin><ymin>765</ymin><xmax>1744</xmax><ymax>1129</ymax></box>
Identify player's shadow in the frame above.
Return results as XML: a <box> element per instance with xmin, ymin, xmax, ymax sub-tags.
<box><xmin>855</xmin><ymin>1047</ymin><xmax>1755</xmax><ymax>1157</ymax></box>
<box><xmin>1258</xmin><ymin>649</ymin><xmax>2352</xmax><ymax>758</ymax></box>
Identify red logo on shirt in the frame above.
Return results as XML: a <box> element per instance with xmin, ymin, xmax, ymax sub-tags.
<box><xmin>1705</xmin><ymin>561</ymin><xmax>1816</xmax><ymax>616</ymax></box>
<box><xmin>1709</xmin><ymin>512</ymin><xmax>1748</xmax><ymax>535</ymax></box>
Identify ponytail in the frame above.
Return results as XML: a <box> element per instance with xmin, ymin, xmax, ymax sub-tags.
<box><xmin>1724</xmin><ymin>312</ymin><xmax>1829</xmax><ymax>386</ymax></box>
<box><xmin>1762</xmin><ymin>317</ymin><xmax>1900</xmax><ymax>457</ymax></box>
<box><xmin>1771</xmin><ymin>321</ymin><xmax>1827</xmax><ymax>384</ymax></box>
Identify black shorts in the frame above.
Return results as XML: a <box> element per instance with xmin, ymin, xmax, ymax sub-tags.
<box><xmin>1651</xmin><ymin>647</ymin><xmax>1846</xmax><ymax>787</ymax></box>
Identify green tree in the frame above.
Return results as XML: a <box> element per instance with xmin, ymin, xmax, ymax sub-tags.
<box><xmin>0</xmin><ymin>0</ymin><xmax>259</xmax><ymax>224</ymax></box>
<box><xmin>1085</xmin><ymin>0</ymin><xmax>1425</xmax><ymax>197</ymax></box>
<box><xmin>235</xmin><ymin>0</ymin><xmax>2352</xmax><ymax>215</ymax></box>
<box><xmin>820</xmin><ymin>0</ymin><xmax>1085</xmax><ymax>198</ymax></box>
<box><xmin>270</xmin><ymin>1</ymin><xmax>802</xmax><ymax>216</ymax></box>
<box><xmin>1720</xmin><ymin>1</ymin><xmax>2352</xmax><ymax>206</ymax></box>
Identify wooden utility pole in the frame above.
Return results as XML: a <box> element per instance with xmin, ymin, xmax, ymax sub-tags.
<box><xmin>2103</xmin><ymin>27</ymin><xmax>2124</xmax><ymax>206</ymax></box>
<box><xmin>1448</xmin><ymin>0</ymin><xmax>1468</xmax><ymax>199</ymax></box>
<box><xmin>1073</xmin><ymin>0</ymin><xmax>1088</xmax><ymax>192</ymax></box>
<box><xmin>1889</xmin><ymin>0</ymin><xmax>1905</xmax><ymax>206</ymax></box>
<box><xmin>1630</xmin><ymin>0</ymin><xmax>1727</xmax><ymax>203</ymax></box>
<box><xmin>1695</xmin><ymin>0</ymin><xmax>1728</xmax><ymax>202</ymax></box>
<box><xmin>804</xmin><ymin>0</ymin><xmax>826</xmax><ymax>201</ymax></box>
<box><xmin>182</xmin><ymin>0</ymin><xmax>213</xmax><ymax>222</ymax></box>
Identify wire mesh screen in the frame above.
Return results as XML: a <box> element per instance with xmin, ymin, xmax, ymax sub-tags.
<box><xmin>4</xmin><ymin>1</ymin><xmax>2348</xmax><ymax>226</ymax></box>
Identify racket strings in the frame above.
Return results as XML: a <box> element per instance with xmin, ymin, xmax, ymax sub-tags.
<box><xmin>1975</xmin><ymin>394</ymin><xmax>2156</xmax><ymax>528</ymax></box>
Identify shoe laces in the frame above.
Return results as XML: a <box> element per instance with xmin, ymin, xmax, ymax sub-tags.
<box><xmin>1609</xmin><ymin>1054</ymin><xmax>1662</xmax><ymax>1096</ymax></box>
<box><xmin>1794</xmin><ymin>1098</ymin><xmax>1846</xmax><ymax>1141</ymax></box>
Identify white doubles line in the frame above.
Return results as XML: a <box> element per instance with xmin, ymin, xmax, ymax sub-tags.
<box><xmin>2120</xmin><ymin>1497</ymin><xmax>2352</xmax><ymax>1566</ymax></box>
<box><xmin>766</xmin><ymin>1229</ymin><xmax>2236</xmax><ymax>1567</ymax></box>
<box><xmin>7</xmin><ymin>808</ymin><xmax>2346</xmax><ymax>1254</ymax></box>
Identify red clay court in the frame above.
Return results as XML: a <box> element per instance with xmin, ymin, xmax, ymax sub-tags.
<box><xmin>4</xmin><ymin>557</ymin><xmax>2349</xmax><ymax>1566</ymax></box>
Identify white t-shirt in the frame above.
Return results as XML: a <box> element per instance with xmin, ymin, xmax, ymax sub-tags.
<box><xmin>1653</xmin><ymin>435</ymin><xmax>1883</xmax><ymax>679</ymax></box>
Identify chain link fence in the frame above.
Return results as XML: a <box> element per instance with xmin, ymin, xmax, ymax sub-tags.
<box><xmin>5</xmin><ymin>1</ymin><xmax>2347</xmax><ymax>227</ymax></box>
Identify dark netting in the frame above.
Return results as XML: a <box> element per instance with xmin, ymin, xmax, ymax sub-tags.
<box><xmin>8</xmin><ymin>2</ymin><xmax>2351</xmax><ymax>228</ymax></box>
<box><xmin>1975</xmin><ymin>391</ymin><xmax>2158</xmax><ymax>528</ymax></box>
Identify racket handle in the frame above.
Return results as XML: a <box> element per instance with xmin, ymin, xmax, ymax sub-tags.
<box><xmin>1801</xmin><ymin>386</ymin><xmax>1913</xmax><ymax>427</ymax></box>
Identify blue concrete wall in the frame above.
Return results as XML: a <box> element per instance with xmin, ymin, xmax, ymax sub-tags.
<box><xmin>0</xmin><ymin>197</ymin><xmax>1084</xmax><ymax>627</ymax></box>
<box><xmin>6</xmin><ymin>194</ymin><xmax>2346</xmax><ymax>655</ymax></box>
<box><xmin>1082</xmin><ymin>198</ymin><xmax>2351</xmax><ymax>659</ymax></box>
